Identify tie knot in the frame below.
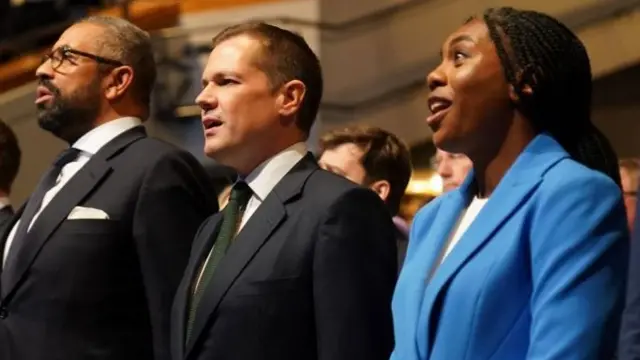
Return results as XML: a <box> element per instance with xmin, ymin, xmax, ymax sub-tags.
<box><xmin>53</xmin><ymin>148</ymin><xmax>80</xmax><ymax>168</ymax></box>
<box><xmin>230</xmin><ymin>181</ymin><xmax>252</xmax><ymax>204</ymax></box>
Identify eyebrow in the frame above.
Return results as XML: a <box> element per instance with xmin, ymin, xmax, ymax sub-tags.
<box><xmin>439</xmin><ymin>34</ymin><xmax>476</xmax><ymax>57</ymax></box>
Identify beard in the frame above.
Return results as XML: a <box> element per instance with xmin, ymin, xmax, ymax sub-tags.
<box><xmin>37</xmin><ymin>78</ymin><xmax>102</xmax><ymax>144</ymax></box>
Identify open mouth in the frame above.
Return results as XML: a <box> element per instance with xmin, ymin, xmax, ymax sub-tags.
<box><xmin>202</xmin><ymin>117</ymin><xmax>223</xmax><ymax>130</ymax></box>
<box><xmin>35</xmin><ymin>86</ymin><xmax>54</xmax><ymax>105</ymax></box>
<box><xmin>426</xmin><ymin>96</ymin><xmax>452</xmax><ymax>126</ymax></box>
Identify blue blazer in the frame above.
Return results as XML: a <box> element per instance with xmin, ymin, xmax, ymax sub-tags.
<box><xmin>391</xmin><ymin>134</ymin><xmax>629</xmax><ymax>360</ymax></box>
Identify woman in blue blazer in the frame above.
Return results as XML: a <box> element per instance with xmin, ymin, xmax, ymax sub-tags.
<box><xmin>391</xmin><ymin>7</ymin><xmax>629</xmax><ymax>360</ymax></box>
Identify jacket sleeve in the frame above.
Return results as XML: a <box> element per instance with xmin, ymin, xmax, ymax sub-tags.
<box><xmin>528</xmin><ymin>173</ymin><xmax>628</xmax><ymax>360</ymax></box>
<box><xmin>313</xmin><ymin>187</ymin><xmax>397</xmax><ymax>360</ymax></box>
<box><xmin>133</xmin><ymin>150</ymin><xmax>217</xmax><ymax>360</ymax></box>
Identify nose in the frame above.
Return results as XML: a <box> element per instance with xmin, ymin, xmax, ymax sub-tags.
<box><xmin>36</xmin><ymin>58</ymin><xmax>54</xmax><ymax>81</ymax></box>
<box><xmin>195</xmin><ymin>84</ymin><xmax>217</xmax><ymax>111</ymax></box>
<box><xmin>426</xmin><ymin>63</ymin><xmax>447</xmax><ymax>92</ymax></box>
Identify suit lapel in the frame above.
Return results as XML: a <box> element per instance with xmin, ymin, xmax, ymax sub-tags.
<box><xmin>0</xmin><ymin>126</ymin><xmax>147</xmax><ymax>300</ymax></box>
<box><xmin>419</xmin><ymin>134</ymin><xmax>568</xmax><ymax>357</ymax></box>
<box><xmin>185</xmin><ymin>154</ymin><xmax>318</xmax><ymax>357</ymax></box>
<box><xmin>172</xmin><ymin>213</ymin><xmax>223</xmax><ymax>359</ymax></box>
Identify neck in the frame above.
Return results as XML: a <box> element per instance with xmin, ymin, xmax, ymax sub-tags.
<box><xmin>470</xmin><ymin>117</ymin><xmax>536</xmax><ymax>198</ymax></box>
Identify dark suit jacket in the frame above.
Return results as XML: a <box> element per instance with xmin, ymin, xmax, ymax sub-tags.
<box><xmin>0</xmin><ymin>126</ymin><xmax>218</xmax><ymax>360</ymax></box>
<box><xmin>619</xmin><ymin>188</ymin><xmax>640</xmax><ymax>359</ymax></box>
<box><xmin>0</xmin><ymin>207</ymin><xmax>13</xmax><ymax>235</ymax></box>
<box><xmin>171</xmin><ymin>154</ymin><xmax>397</xmax><ymax>360</ymax></box>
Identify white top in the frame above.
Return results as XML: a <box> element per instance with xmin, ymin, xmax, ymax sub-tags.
<box><xmin>439</xmin><ymin>196</ymin><xmax>488</xmax><ymax>266</ymax></box>
<box><xmin>2</xmin><ymin>117</ymin><xmax>142</xmax><ymax>267</ymax></box>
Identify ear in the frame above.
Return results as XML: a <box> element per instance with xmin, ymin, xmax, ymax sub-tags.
<box><xmin>104</xmin><ymin>65</ymin><xmax>134</xmax><ymax>101</ymax></box>
<box><xmin>369</xmin><ymin>179</ymin><xmax>391</xmax><ymax>203</ymax></box>
<box><xmin>508</xmin><ymin>83</ymin><xmax>533</xmax><ymax>103</ymax></box>
<box><xmin>509</xmin><ymin>67</ymin><xmax>535</xmax><ymax>103</ymax></box>
<box><xmin>277</xmin><ymin>79</ymin><xmax>306</xmax><ymax>119</ymax></box>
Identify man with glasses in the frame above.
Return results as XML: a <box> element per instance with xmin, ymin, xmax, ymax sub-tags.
<box><xmin>0</xmin><ymin>16</ymin><xmax>217</xmax><ymax>360</ymax></box>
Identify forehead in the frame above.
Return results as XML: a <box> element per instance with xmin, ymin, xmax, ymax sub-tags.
<box><xmin>320</xmin><ymin>143</ymin><xmax>364</xmax><ymax>165</ymax></box>
<box><xmin>53</xmin><ymin>23</ymin><xmax>104</xmax><ymax>52</ymax></box>
<box><xmin>205</xmin><ymin>35</ymin><xmax>263</xmax><ymax>73</ymax></box>
<box><xmin>443</xmin><ymin>18</ymin><xmax>491</xmax><ymax>48</ymax></box>
<box><xmin>621</xmin><ymin>168</ymin><xmax>639</xmax><ymax>188</ymax></box>
<box><xmin>435</xmin><ymin>149</ymin><xmax>452</xmax><ymax>160</ymax></box>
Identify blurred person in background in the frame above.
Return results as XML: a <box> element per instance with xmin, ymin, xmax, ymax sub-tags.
<box><xmin>392</xmin><ymin>7</ymin><xmax>627</xmax><ymax>360</ymax></box>
<box><xmin>318</xmin><ymin>125</ymin><xmax>413</xmax><ymax>269</ymax></box>
<box><xmin>619</xmin><ymin>158</ymin><xmax>640</xmax><ymax>232</ymax></box>
<box><xmin>0</xmin><ymin>119</ymin><xmax>20</xmax><ymax>230</ymax></box>
<box><xmin>433</xmin><ymin>149</ymin><xmax>472</xmax><ymax>192</ymax></box>
<box><xmin>619</xmin><ymin>158</ymin><xmax>640</xmax><ymax>359</ymax></box>
<box><xmin>0</xmin><ymin>16</ymin><xmax>217</xmax><ymax>360</ymax></box>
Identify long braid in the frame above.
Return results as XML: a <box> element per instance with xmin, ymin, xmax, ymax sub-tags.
<box><xmin>482</xmin><ymin>7</ymin><xmax>621</xmax><ymax>186</ymax></box>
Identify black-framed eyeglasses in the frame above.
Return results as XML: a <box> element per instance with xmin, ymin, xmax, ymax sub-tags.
<box><xmin>41</xmin><ymin>45</ymin><xmax>123</xmax><ymax>70</ymax></box>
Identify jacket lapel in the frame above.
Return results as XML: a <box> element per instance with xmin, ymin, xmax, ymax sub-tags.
<box><xmin>185</xmin><ymin>154</ymin><xmax>318</xmax><ymax>358</ymax></box>
<box><xmin>172</xmin><ymin>213</ymin><xmax>223</xmax><ymax>359</ymax></box>
<box><xmin>418</xmin><ymin>134</ymin><xmax>569</xmax><ymax>357</ymax></box>
<box><xmin>0</xmin><ymin>126</ymin><xmax>147</xmax><ymax>301</ymax></box>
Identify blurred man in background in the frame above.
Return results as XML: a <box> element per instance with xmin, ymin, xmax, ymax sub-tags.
<box><xmin>620</xmin><ymin>158</ymin><xmax>640</xmax><ymax>232</ymax></box>
<box><xmin>433</xmin><ymin>149</ymin><xmax>472</xmax><ymax>192</ymax></box>
<box><xmin>318</xmin><ymin>125</ymin><xmax>412</xmax><ymax>268</ymax></box>
<box><xmin>0</xmin><ymin>119</ymin><xmax>20</xmax><ymax>230</ymax></box>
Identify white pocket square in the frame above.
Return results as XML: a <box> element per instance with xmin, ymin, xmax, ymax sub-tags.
<box><xmin>67</xmin><ymin>206</ymin><xmax>110</xmax><ymax>220</ymax></box>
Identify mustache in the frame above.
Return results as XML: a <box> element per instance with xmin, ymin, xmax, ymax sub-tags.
<box><xmin>38</xmin><ymin>79</ymin><xmax>61</xmax><ymax>96</ymax></box>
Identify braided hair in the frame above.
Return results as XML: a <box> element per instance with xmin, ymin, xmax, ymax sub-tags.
<box><xmin>481</xmin><ymin>7</ymin><xmax>621</xmax><ymax>186</ymax></box>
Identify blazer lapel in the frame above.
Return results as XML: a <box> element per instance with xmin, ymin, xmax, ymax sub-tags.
<box><xmin>172</xmin><ymin>213</ymin><xmax>223</xmax><ymax>359</ymax></box>
<box><xmin>185</xmin><ymin>154</ymin><xmax>318</xmax><ymax>357</ymax></box>
<box><xmin>419</xmin><ymin>133</ymin><xmax>569</xmax><ymax>357</ymax></box>
<box><xmin>1</xmin><ymin>126</ymin><xmax>147</xmax><ymax>300</ymax></box>
<box><xmin>1</xmin><ymin>157</ymin><xmax>112</xmax><ymax>300</ymax></box>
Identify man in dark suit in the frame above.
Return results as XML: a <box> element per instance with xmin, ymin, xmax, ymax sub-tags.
<box><xmin>0</xmin><ymin>16</ymin><xmax>217</xmax><ymax>360</ymax></box>
<box><xmin>171</xmin><ymin>22</ymin><xmax>397</xmax><ymax>360</ymax></box>
<box><xmin>0</xmin><ymin>119</ymin><xmax>20</xmax><ymax>231</ymax></box>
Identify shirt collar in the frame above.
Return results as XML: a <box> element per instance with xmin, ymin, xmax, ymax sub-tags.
<box><xmin>73</xmin><ymin>117</ymin><xmax>142</xmax><ymax>155</ymax></box>
<box><xmin>242</xmin><ymin>142</ymin><xmax>308</xmax><ymax>201</ymax></box>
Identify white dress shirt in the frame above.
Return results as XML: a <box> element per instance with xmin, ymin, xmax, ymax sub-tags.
<box><xmin>2</xmin><ymin>117</ymin><xmax>142</xmax><ymax>267</ymax></box>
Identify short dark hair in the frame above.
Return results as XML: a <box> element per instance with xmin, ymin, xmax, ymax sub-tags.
<box><xmin>0</xmin><ymin>119</ymin><xmax>21</xmax><ymax>193</ymax></box>
<box><xmin>211</xmin><ymin>22</ymin><xmax>323</xmax><ymax>136</ymax></box>
<box><xmin>320</xmin><ymin>125</ymin><xmax>412</xmax><ymax>215</ymax></box>
<box><xmin>482</xmin><ymin>7</ymin><xmax>621</xmax><ymax>186</ymax></box>
<box><xmin>78</xmin><ymin>15</ymin><xmax>157</xmax><ymax>117</ymax></box>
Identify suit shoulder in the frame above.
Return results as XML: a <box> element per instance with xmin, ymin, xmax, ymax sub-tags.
<box><xmin>303</xmin><ymin>169</ymin><xmax>367</xmax><ymax>206</ymax></box>
<box><xmin>128</xmin><ymin>137</ymin><xmax>203</xmax><ymax>168</ymax></box>
<box><xmin>540</xmin><ymin>158</ymin><xmax>620</xmax><ymax>199</ymax></box>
